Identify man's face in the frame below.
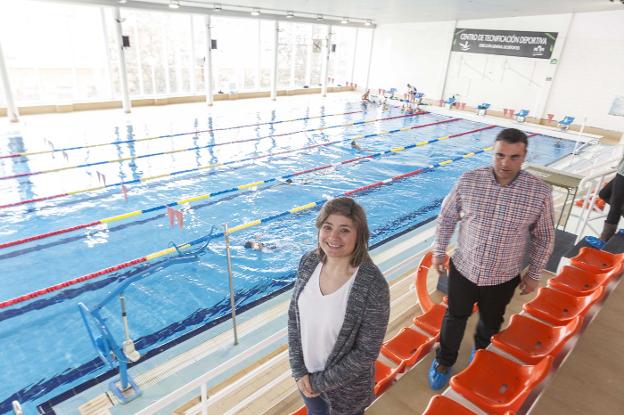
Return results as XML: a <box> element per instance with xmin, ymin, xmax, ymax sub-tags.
<box><xmin>492</xmin><ymin>140</ymin><xmax>526</xmax><ymax>184</ymax></box>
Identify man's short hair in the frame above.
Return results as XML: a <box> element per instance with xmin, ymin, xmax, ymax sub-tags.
<box><xmin>495</xmin><ymin>128</ymin><xmax>528</xmax><ymax>148</ymax></box>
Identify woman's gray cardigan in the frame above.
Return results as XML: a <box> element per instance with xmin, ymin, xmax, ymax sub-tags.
<box><xmin>288</xmin><ymin>250</ymin><xmax>390</xmax><ymax>415</ymax></box>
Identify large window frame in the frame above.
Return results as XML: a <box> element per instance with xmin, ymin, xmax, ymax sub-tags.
<box><xmin>0</xmin><ymin>1</ymin><xmax>362</xmax><ymax>107</ymax></box>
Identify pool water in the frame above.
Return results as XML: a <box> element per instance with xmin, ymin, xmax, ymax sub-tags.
<box><xmin>0</xmin><ymin>101</ymin><xmax>575</xmax><ymax>413</ymax></box>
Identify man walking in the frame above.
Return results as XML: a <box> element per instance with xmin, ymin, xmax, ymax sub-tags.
<box><xmin>428</xmin><ymin>128</ymin><xmax>555</xmax><ymax>390</ymax></box>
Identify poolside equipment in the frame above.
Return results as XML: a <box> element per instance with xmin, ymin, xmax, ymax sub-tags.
<box><xmin>76</xmin><ymin>234</ymin><xmax>215</xmax><ymax>403</ymax></box>
<box><xmin>476</xmin><ymin>103</ymin><xmax>490</xmax><ymax>116</ymax></box>
<box><xmin>443</xmin><ymin>96</ymin><xmax>456</xmax><ymax>109</ymax></box>
<box><xmin>515</xmin><ymin>109</ymin><xmax>530</xmax><ymax>123</ymax></box>
<box><xmin>414</xmin><ymin>92</ymin><xmax>425</xmax><ymax>106</ymax></box>
<box><xmin>78</xmin><ymin>297</ymin><xmax>142</xmax><ymax>403</ymax></box>
<box><xmin>120</xmin><ymin>295</ymin><xmax>141</xmax><ymax>363</ymax></box>
<box><xmin>558</xmin><ymin>115</ymin><xmax>575</xmax><ymax>130</ymax></box>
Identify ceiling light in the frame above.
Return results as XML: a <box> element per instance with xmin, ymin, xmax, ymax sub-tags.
<box><xmin>286</xmin><ymin>11</ymin><xmax>294</xmax><ymax>18</ymax></box>
<box><xmin>118</xmin><ymin>0</ymin><xmax>127</xmax><ymax>4</ymax></box>
<box><xmin>364</xmin><ymin>19</ymin><xmax>372</xmax><ymax>26</ymax></box>
<box><xmin>251</xmin><ymin>9</ymin><xmax>260</xmax><ymax>16</ymax></box>
<box><xmin>341</xmin><ymin>17</ymin><xmax>349</xmax><ymax>24</ymax></box>
<box><xmin>169</xmin><ymin>0</ymin><xmax>180</xmax><ymax>9</ymax></box>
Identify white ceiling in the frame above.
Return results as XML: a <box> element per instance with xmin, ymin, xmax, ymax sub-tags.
<box><xmin>172</xmin><ymin>0</ymin><xmax>622</xmax><ymax>23</ymax></box>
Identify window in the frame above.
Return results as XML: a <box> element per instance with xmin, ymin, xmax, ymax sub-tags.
<box><xmin>0</xmin><ymin>1</ymin><xmax>110</xmax><ymax>104</ymax></box>
<box><xmin>211</xmin><ymin>17</ymin><xmax>261</xmax><ymax>93</ymax></box>
<box><xmin>328</xmin><ymin>26</ymin><xmax>357</xmax><ymax>86</ymax></box>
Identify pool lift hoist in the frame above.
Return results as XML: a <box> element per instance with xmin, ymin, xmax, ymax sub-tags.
<box><xmin>78</xmin><ymin>288</ymin><xmax>143</xmax><ymax>403</ymax></box>
<box><xmin>77</xmin><ymin>229</ymin><xmax>216</xmax><ymax>403</ymax></box>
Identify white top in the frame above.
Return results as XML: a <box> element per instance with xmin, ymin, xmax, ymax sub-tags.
<box><xmin>298</xmin><ymin>262</ymin><xmax>358</xmax><ymax>373</ymax></box>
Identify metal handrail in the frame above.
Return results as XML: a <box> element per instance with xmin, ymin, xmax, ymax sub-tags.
<box><xmin>135</xmin><ymin>328</ymin><xmax>287</xmax><ymax>415</ymax></box>
<box><xmin>572</xmin><ymin>167</ymin><xmax>617</xmax><ymax>242</ymax></box>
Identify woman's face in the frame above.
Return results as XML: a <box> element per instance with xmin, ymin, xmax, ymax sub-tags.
<box><xmin>319</xmin><ymin>214</ymin><xmax>358</xmax><ymax>260</ymax></box>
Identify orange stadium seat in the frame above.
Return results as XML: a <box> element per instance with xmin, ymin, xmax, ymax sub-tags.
<box><xmin>290</xmin><ymin>405</ymin><xmax>307</xmax><ymax>415</ymax></box>
<box><xmin>523</xmin><ymin>285</ymin><xmax>603</xmax><ymax>325</ymax></box>
<box><xmin>413</xmin><ymin>303</ymin><xmax>447</xmax><ymax>338</ymax></box>
<box><xmin>381</xmin><ymin>327</ymin><xmax>436</xmax><ymax>369</ymax></box>
<box><xmin>491</xmin><ymin>314</ymin><xmax>581</xmax><ymax>364</ymax></box>
<box><xmin>570</xmin><ymin>247</ymin><xmax>624</xmax><ymax>275</ymax></box>
<box><xmin>374</xmin><ymin>359</ymin><xmax>404</xmax><ymax>395</ymax></box>
<box><xmin>548</xmin><ymin>265</ymin><xmax>609</xmax><ymax>296</ymax></box>
<box><xmin>422</xmin><ymin>395</ymin><xmax>477</xmax><ymax>415</ymax></box>
<box><xmin>450</xmin><ymin>350</ymin><xmax>552</xmax><ymax>415</ymax></box>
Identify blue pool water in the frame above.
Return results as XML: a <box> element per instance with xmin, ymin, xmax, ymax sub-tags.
<box><xmin>0</xmin><ymin>101</ymin><xmax>575</xmax><ymax>413</ymax></box>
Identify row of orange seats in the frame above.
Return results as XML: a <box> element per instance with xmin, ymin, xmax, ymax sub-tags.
<box><xmin>423</xmin><ymin>247</ymin><xmax>623</xmax><ymax>414</ymax></box>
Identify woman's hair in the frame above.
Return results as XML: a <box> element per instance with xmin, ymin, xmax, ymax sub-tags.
<box><xmin>315</xmin><ymin>197</ymin><xmax>371</xmax><ymax>267</ymax></box>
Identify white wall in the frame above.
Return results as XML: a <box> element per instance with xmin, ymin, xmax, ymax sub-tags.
<box><xmin>546</xmin><ymin>10</ymin><xmax>624</xmax><ymax>132</ymax></box>
<box><xmin>364</xmin><ymin>10</ymin><xmax>624</xmax><ymax>133</ymax></box>
<box><xmin>445</xmin><ymin>14</ymin><xmax>573</xmax><ymax>118</ymax></box>
<box><xmin>354</xmin><ymin>21</ymin><xmax>456</xmax><ymax>99</ymax></box>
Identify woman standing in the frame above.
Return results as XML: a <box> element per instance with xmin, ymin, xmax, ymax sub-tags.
<box><xmin>288</xmin><ymin>197</ymin><xmax>390</xmax><ymax>415</ymax></box>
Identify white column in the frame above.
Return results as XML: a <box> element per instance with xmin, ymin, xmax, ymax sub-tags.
<box><xmin>321</xmin><ymin>25</ymin><xmax>332</xmax><ymax>97</ymax></box>
<box><xmin>364</xmin><ymin>28</ymin><xmax>375</xmax><ymax>91</ymax></box>
<box><xmin>438</xmin><ymin>20</ymin><xmax>457</xmax><ymax>102</ymax></box>
<box><xmin>350</xmin><ymin>28</ymin><xmax>359</xmax><ymax>85</ymax></box>
<box><xmin>270</xmin><ymin>20</ymin><xmax>279</xmax><ymax>101</ymax></box>
<box><xmin>203</xmin><ymin>15</ymin><xmax>214</xmax><ymax>106</ymax></box>
<box><xmin>535</xmin><ymin>13</ymin><xmax>576</xmax><ymax>120</ymax></box>
<box><xmin>0</xmin><ymin>39</ymin><xmax>19</xmax><ymax>122</ymax></box>
<box><xmin>113</xmin><ymin>7</ymin><xmax>131</xmax><ymax>113</ymax></box>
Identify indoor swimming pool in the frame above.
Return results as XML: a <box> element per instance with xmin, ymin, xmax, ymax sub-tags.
<box><xmin>0</xmin><ymin>101</ymin><xmax>576</xmax><ymax>413</ymax></box>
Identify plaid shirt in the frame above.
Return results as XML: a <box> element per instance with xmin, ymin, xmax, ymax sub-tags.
<box><xmin>433</xmin><ymin>167</ymin><xmax>555</xmax><ymax>286</ymax></box>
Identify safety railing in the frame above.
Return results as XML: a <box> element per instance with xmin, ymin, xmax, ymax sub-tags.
<box><xmin>135</xmin><ymin>328</ymin><xmax>287</xmax><ymax>415</ymax></box>
<box><xmin>572</xmin><ymin>167</ymin><xmax>617</xmax><ymax>243</ymax></box>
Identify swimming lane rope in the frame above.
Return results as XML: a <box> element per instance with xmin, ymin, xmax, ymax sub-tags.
<box><xmin>0</xmin><ymin>113</ymin><xmax>450</xmax><ymax>210</ymax></box>
<box><xmin>0</xmin><ymin>123</ymin><xmax>493</xmax><ymax>250</ymax></box>
<box><xmin>0</xmin><ymin>139</ymin><xmax>508</xmax><ymax>309</ymax></box>
<box><xmin>0</xmin><ymin>112</ymin><xmax>425</xmax><ymax>181</ymax></box>
<box><xmin>0</xmin><ymin>109</ymin><xmax>364</xmax><ymax>160</ymax></box>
